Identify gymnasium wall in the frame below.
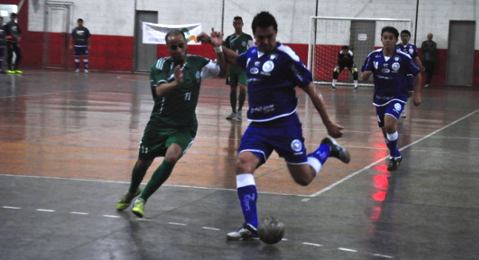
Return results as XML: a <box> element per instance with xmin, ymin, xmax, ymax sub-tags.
<box><xmin>10</xmin><ymin>0</ymin><xmax>479</xmax><ymax>85</ymax></box>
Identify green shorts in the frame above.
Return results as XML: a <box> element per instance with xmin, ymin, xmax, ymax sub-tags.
<box><xmin>138</xmin><ymin>126</ymin><xmax>195</xmax><ymax>160</ymax></box>
<box><xmin>226</xmin><ymin>70</ymin><xmax>248</xmax><ymax>86</ymax></box>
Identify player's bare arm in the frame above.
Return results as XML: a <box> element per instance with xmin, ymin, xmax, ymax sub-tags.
<box><xmin>303</xmin><ymin>83</ymin><xmax>343</xmax><ymax>138</ymax></box>
<box><xmin>209</xmin><ymin>28</ymin><xmax>228</xmax><ymax>77</ymax></box>
<box><xmin>155</xmin><ymin>65</ymin><xmax>184</xmax><ymax>97</ymax></box>
<box><xmin>362</xmin><ymin>71</ymin><xmax>372</xmax><ymax>81</ymax></box>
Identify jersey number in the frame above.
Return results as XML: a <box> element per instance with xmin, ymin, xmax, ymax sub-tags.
<box><xmin>185</xmin><ymin>92</ymin><xmax>192</xmax><ymax>101</ymax></box>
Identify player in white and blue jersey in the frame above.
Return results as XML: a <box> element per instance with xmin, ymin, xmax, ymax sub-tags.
<box><xmin>396</xmin><ymin>29</ymin><xmax>424</xmax><ymax>117</ymax></box>
<box><xmin>362</xmin><ymin>26</ymin><xmax>422</xmax><ymax>171</ymax></box>
<box><xmin>214</xmin><ymin>11</ymin><xmax>350</xmax><ymax>241</ymax></box>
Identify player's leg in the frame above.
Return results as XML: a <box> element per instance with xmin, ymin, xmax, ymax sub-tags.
<box><xmin>132</xmin><ymin>129</ymin><xmax>193</xmax><ymax>217</ymax></box>
<box><xmin>424</xmin><ymin>61</ymin><xmax>433</xmax><ymax>87</ymax></box>
<box><xmin>381</xmin><ymin>103</ymin><xmax>404</xmax><ymax>171</ymax></box>
<box><xmin>13</xmin><ymin>44</ymin><xmax>21</xmax><ymax>73</ymax></box>
<box><xmin>227</xmin><ymin>125</ymin><xmax>269</xmax><ymax>241</ymax></box>
<box><xmin>116</xmin><ymin>158</ymin><xmax>153</xmax><ymax>211</ymax></box>
<box><xmin>0</xmin><ymin>46</ymin><xmax>5</xmax><ymax>73</ymax></box>
<box><xmin>331</xmin><ymin>66</ymin><xmax>341</xmax><ymax>90</ymax></box>
<box><xmin>83</xmin><ymin>47</ymin><xmax>89</xmax><ymax>73</ymax></box>
<box><xmin>74</xmin><ymin>46</ymin><xmax>80</xmax><ymax>72</ymax></box>
<box><xmin>226</xmin><ymin>74</ymin><xmax>238</xmax><ymax>120</ymax></box>
<box><xmin>6</xmin><ymin>42</ymin><xmax>14</xmax><ymax>73</ymax></box>
<box><xmin>350</xmin><ymin>65</ymin><xmax>359</xmax><ymax>91</ymax></box>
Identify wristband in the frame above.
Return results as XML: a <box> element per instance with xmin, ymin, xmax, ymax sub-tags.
<box><xmin>214</xmin><ymin>46</ymin><xmax>222</xmax><ymax>53</ymax></box>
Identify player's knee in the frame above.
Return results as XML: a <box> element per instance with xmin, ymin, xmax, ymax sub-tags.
<box><xmin>235</xmin><ymin>154</ymin><xmax>258</xmax><ymax>173</ymax></box>
<box><xmin>292</xmin><ymin>175</ymin><xmax>312</xmax><ymax>186</ymax></box>
<box><xmin>136</xmin><ymin>159</ymin><xmax>153</xmax><ymax>170</ymax></box>
<box><xmin>164</xmin><ymin>154</ymin><xmax>181</xmax><ymax>164</ymax></box>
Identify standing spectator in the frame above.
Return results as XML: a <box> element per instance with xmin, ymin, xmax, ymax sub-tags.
<box><xmin>5</xmin><ymin>13</ymin><xmax>22</xmax><ymax>74</ymax></box>
<box><xmin>0</xmin><ymin>17</ymin><xmax>6</xmax><ymax>74</ymax></box>
<box><xmin>70</xmin><ymin>19</ymin><xmax>91</xmax><ymax>73</ymax></box>
<box><xmin>330</xmin><ymin>45</ymin><xmax>359</xmax><ymax>91</ymax></box>
<box><xmin>420</xmin><ymin>33</ymin><xmax>437</xmax><ymax>88</ymax></box>
<box><xmin>222</xmin><ymin>16</ymin><xmax>254</xmax><ymax>121</ymax></box>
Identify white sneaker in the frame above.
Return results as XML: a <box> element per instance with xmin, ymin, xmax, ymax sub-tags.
<box><xmin>236</xmin><ymin>111</ymin><xmax>242</xmax><ymax>121</ymax></box>
<box><xmin>226</xmin><ymin>223</ymin><xmax>258</xmax><ymax>241</ymax></box>
<box><xmin>354</xmin><ymin>86</ymin><xmax>358</xmax><ymax>92</ymax></box>
<box><xmin>75</xmin><ymin>69</ymin><xmax>79</xmax><ymax>73</ymax></box>
<box><xmin>401</xmin><ymin>110</ymin><xmax>406</xmax><ymax>118</ymax></box>
<box><xmin>84</xmin><ymin>69</ymin><xmax>89</xmax><ymax>73</ymax></box>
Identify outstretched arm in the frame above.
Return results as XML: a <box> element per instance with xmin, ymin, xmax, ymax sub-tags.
<box><xmin>303</xmin><ymin>83</ymin><xmax>343</xmax><ymax>138</ymax></box>
<box><xmin>198</xmin><ymin>30</ymin><xmax>239</xmax><ymax>67</ymax></box>
<box><xmin>209</xmin><ymin>28</ymin><xmax>227</xmax><ymax>77</ymax></box>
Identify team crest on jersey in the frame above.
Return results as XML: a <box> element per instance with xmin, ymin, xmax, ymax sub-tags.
<box><xmin>242</xmin><ymin>41</ymin><xmax>246</xmax><ymax>46</ymax></box>
<box><xmin>269</xmin><ymin>54</ymin><xmax>277</xmax><ymax>60</ymax></box>
<box><xmin>262</xmin><ymin>61</ymin><xmax>274</xmax><ymax>73</ymax></box>
<box><xmin>392</xmin><ymin>62</ymin><xmax>400</xmax><ymax>71</ymax></box>
<box><xmin>394</xmin><ymin>103</ymin><xmax>402</xmax><ymax>112</ymax></box>
<box><xmin>395</xmin><ymin>57</ymin><xmax>400</xmax><ymax>61</ymax></box>
<box><xmin>291</xmin><ymin>139</ymin><xmax>302</xmax><ymax>152</ymax></box>
<box><xmin>250</xmin><ymin>67</ymin><xmax>259</xmax><ymax>74</ymax></box>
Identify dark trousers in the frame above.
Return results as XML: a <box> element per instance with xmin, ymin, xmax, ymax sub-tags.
<box><xmin>6</xmin><ymin>41</ymin><xmax>22</xmax><ymax>71</ymax></box>
<box><xmin>423</xmin><ymin>60</ymin><xmax>435</xmax><ymax>84</ymax></box>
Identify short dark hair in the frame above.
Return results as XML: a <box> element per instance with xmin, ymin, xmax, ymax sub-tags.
<box><xmin>234</xmin><ymin>16</ymin><xmax>243</xmax><ymax>22</ymax></box>
<box><xmin>381</xmin><ymin>26</ymin><xmax>399</xmax><ymax>39</ymax></box>
<box><xmin>400</xmin><ymin>30</ymin><xmax>411</xmax><ymax>37</ymax></box>
<box><xmin>165</xmin><ymin>30</ymin><xmax>186</xmax><ymax>44</ymax></box>
<box><xmin>77</xmin><ymin>18</ymin><xmax>84</xmax><ymax>23</ymax></box>
<box><xmin>10</xmin><ymin>12</ymin><xmax>17</xmax><ymax>17</ymax></box>
<box><xmin>252</xmin><ymin>11</ymin><xmax>277</xmax><ymax>34</ymax></box>
<box><xmin>342</xmin><ymin>45</ymin><xmax>350</xmax><ymax>50</ymax></box>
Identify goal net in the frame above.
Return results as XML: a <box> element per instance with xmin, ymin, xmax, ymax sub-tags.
<box><xmin>308</xmin><ymin>17</ymin><xmax>411</xmax><ymax>87</ymax></box>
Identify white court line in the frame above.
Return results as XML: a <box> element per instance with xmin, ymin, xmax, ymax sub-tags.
<box><xmin>168</xmin><ymin>222</ymin><xmax>187</xmax><ymax>226</ymax></box>
<box><xmin>37</xmin><ymin>209</ymin><xmax>55</xmax><ymax>212</ymax></box>
<box><xmin>339</xmin><ymin>247</ymin><xmax>358</xmax><ymax>252</ymax></box>
<box><xmin>202</xmin><ymin>227</ymin><xmax>220</xmax><ymax>231</ymax></box>
<box><xmin>373</xmin><ymin>253</ymin><xmax>394</xmax><ymax>259</ymax></box>
<box><xmin>3</xmin><ymin>206</ymin><xmax>21</xmax><ymax>209</ymax></box>
<box><xmin>103</xmin><ymin>215</ymin><xmax>120</xmax><ymax>218</ymax></box>
<box><xmin>70</xmin><ymin>212</ymin><xmax>89</xmax><ymax>215</ymax></box>
<box><xmin>302</xmin><ymin>242</ymin><xmax>322</xmax><ymax>247</ymax></box>
<box><xmin>311</xmin><ymin>109</ymin><xmax>479</xmax><ymax>197</ymax></box>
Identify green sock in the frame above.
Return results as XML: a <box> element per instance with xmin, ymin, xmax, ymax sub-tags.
<box><xmin>230</xmin><ymin>89</ymin><xmax>237</xmax><ymax>113</ymax></box>
<box><xmin>238</xmin><ymin>91</ymin><xmax>246</xmax><ymax>111</ymax></box>
<box><xmin>140</xmin><ymin>160</ymin><xmax>175</xmax><ymax>202</ymax></box>
<box><xmin>128</xmin><ymin>164</ymin><xmax>147</xmax><ymax>194</ymax></box>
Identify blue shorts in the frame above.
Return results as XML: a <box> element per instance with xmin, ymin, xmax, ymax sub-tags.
<box><xmin>238</xmin><ymin>114</ymin><xmax>307</xmax><ymax>165</ymax></box>
<box><xmin>74</xmin><ymin>46</ymin><xmax>89</xmax><ymax>57</ymax></box>
<box><xmin>376</xmin><ymin>101</ymin><xmax>405</xmax><ymax>128</ymax></box>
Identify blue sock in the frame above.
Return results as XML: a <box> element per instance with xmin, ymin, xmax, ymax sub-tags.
<box><xmin>308</xmin><ymin>144</ymin><xmax>330</xmax><ymax>165</ymax></box>
<box><xmin>236</xmin><ymin>174</ymin><xmax>258</xmax><ymax>229</ymax></box>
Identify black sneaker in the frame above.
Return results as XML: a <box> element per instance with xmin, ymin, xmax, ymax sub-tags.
<box><xmin>330</xmin><ymin>86</ymin><xmax>336</xmax><ymax>91</ymax></box>
<box><xmin>320</xmin><ymin>136</ymin><xmax>350</xmax><ymax>164</ymax></box>
<box><xmin>226</xmin><ymin>223</ymin><xmax>258</xmax><ymax>241</ymax></box>
<box><xmin>387</xmin><ymin>157</ymin><xmax>403</xmax><ymax>171</ymax></box>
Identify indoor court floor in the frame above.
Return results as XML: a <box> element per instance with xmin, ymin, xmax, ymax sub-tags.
<box><xmin>1</xmin><ymin>69</ymin><xmax>478</xmax><ymax>260</ymax></box>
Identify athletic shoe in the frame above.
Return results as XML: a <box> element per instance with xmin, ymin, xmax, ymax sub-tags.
<box><xmin>226</xmin><ymin>223</ymin><xmax>258</xmax><ymax>241</ymax></box>
<box><xmin>132</xmin><ymin>198</ymin><xmax>145</xmax><ymax>218</ymax></box>
<box><xmin>354</xmin><ymin>86</ymin><xmax>358</xmax><ymax>92</ymax></box>
<box><xmin>15</xmin><ymin>70</ymin><xmax>22</xmax><ymax>74</ymax></box>
<box><xmin>226</xmin><ymin>112</ymin><xmax>236</xmax><ymax>120</ymax></box>
<box><xmin>330</xmin><ymin>86</ymin><xmax>336</xmax><ymax>91</ymax></box>
<box><xmin>320</xmin><ymin>136</ymin><xmax>350</xmax><ymax>164</ymax></box>
<box><xmin>387</xmin><ymin>157</ymin><xmax>403</xmax><ymax>171</ymax></box>
<box><xmin>424</xmin><ymin>84</ymin><xmax>429</xmax><ymax>88</ymax></box>
<box><xmin>116</xmin><ymin>188</ymin><xmax>142</xmax><ymax>211</ymax></box>
<box><xmin>84</xmin><ymin>69</ymin><xmax>89</xmax><ymax>73</ymax></box>
<box><xmin>7</xmin><ymin>70</ymin><xmax>15</xmax><ymax>74</ymax></box>
<box><xmin>75</xmin><ymin>69</ymin><xmax>80</xmax><ymax>73</ymax></box>
<box><xmin>236</xmin><ymin>111</ymin><xmax>242</xmax><ymax>121</ymax></box>
<box><xmin>401</xmin><ymin>110</ymin><xmax>407</xmax><ymax>118</ymax></box>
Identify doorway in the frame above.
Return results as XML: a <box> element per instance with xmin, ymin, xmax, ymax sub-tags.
<box><xmin>134</xmin><ymin>11</ymin><xmax>158</xmax><ymax>72</ymax></box>
<box><xmin>446</xmin><ymin>21</ymin><xmax>476</xmax><ymax>86</ymax></box>
<box><xmin>350</xmin><ymin>21</ymin><xmax>375</xmax><ymax>82</ymax></box>
<box><xmin>43</xmin><ymin>2</ymin><xmax>72</xmax><ymax>69</ymax></box>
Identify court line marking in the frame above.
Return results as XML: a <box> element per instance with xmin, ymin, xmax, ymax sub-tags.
<box><xmin>311</xmin><ymin>109</ymin><xmax>479</xmax><ymax>197</ymax></box>
<box><xmin>3</xmin><ymin>206</ymin><xmax>21</xmax><ymax>209</ymax></box>
<box><xmin>339</xmin><ymin>247</ymin><xmax>358</xmax><ymax>252</ymax></box>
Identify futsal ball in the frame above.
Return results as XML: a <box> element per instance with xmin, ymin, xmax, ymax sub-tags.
<box><xmin>257</xmin><ymin>216</ymin><xmax>285</xmax><ymax>244</ymax></box>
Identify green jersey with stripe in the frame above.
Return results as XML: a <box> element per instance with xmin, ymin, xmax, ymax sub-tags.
<box><xmin>223</xmin><ymin>33</ymin><xmax>254</xmax><ymax>74</ymax></box>
<box><xmin>148</xmin><ymin>55</ymin><xmax>219</xmax><ymax>129</ymax></box>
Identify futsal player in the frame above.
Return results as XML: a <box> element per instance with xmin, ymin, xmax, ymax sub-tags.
<box><xmin>70</xmin><ymin>19</ymin><xmax>91</xmax><ymax>73</ymax></box>
<box><xmin>0</xmin><ymin>17</ymin><xmax>6</xmax><ymax>73</ymax></box>
<box><xmin>362</xmin><ymin>26</ymin><xmax>422</xmax><ymax>171</ymax></box>
<box><xmin>331</xmin><ymin>45</ymin><xmax>359</xmax><ymax>91</ymax></box>
<box><xmin>223</xmin><ymin>16</ymin><xmax>254</xmax><ymax>121</ymax></box>
<box><xmin>4</xmin><ymin>13</ymin><xmax>22</xmax><ymax>74</ymax></box>
<box><xmin>116</xmin><ymin>29</ymin><xmax>227</xmax><ymax>218</ymax></box>
<box><xmin>396</xmin><ymin>30</ymin><xmax>424</xmax><ymax>117</ymax></box>
<box><xmin>211</xmin><ymin>11</ymin><xmax>351</xmax><ymax>240</ymax></box>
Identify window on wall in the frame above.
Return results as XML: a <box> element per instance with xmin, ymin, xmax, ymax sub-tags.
<box><xmin>0</xmin><ymin>4</ymin><xmax>18</xmax><ymax>25</ymax></box>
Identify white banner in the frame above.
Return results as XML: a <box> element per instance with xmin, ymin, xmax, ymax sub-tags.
<box><xmin>142</xmin><ymin>22</ymin><xmax>202</xmax><ymax>45</ymax></box>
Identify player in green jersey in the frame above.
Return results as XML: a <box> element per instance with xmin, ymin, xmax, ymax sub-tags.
<box><xmin>116</xmin><ymin>29</ymin><xmax>227</xmax><ymax>217</ymax></box>
<box><xmin>223</xmin><ymin>16</ymin><xmax>254</xmax><ymax>121</ymax></box>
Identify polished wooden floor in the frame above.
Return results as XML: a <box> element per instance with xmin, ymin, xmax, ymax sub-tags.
<box><xmin>1</xmin><ymin>69</ymin><xmax>479</xmax><ymax>259</ymax></box>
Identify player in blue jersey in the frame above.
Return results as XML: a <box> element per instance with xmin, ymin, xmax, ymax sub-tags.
<box><xmin>396</xmin><ymin>30</ymin><xmax>424</xmax><ymax>117</ymax></box>
<box><xmin>362</xmin><ymin>26</ymin><xmax>422</xmax><ymax>172</ymax></box>
<box><xmin>70</xmin><ymin>19</ymin><xmax>91</xmax><ymax>73</ymax></box>
<box><xmin>206</xmin><ymin>11</ymin><xmax>350</xmax><ymax>240</ymax></box>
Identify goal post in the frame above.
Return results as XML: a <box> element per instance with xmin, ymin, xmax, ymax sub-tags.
<box><xmin>308</xmin><ymin>16</ymin><xmax>411</xmax><ymax>87</ymax></box>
